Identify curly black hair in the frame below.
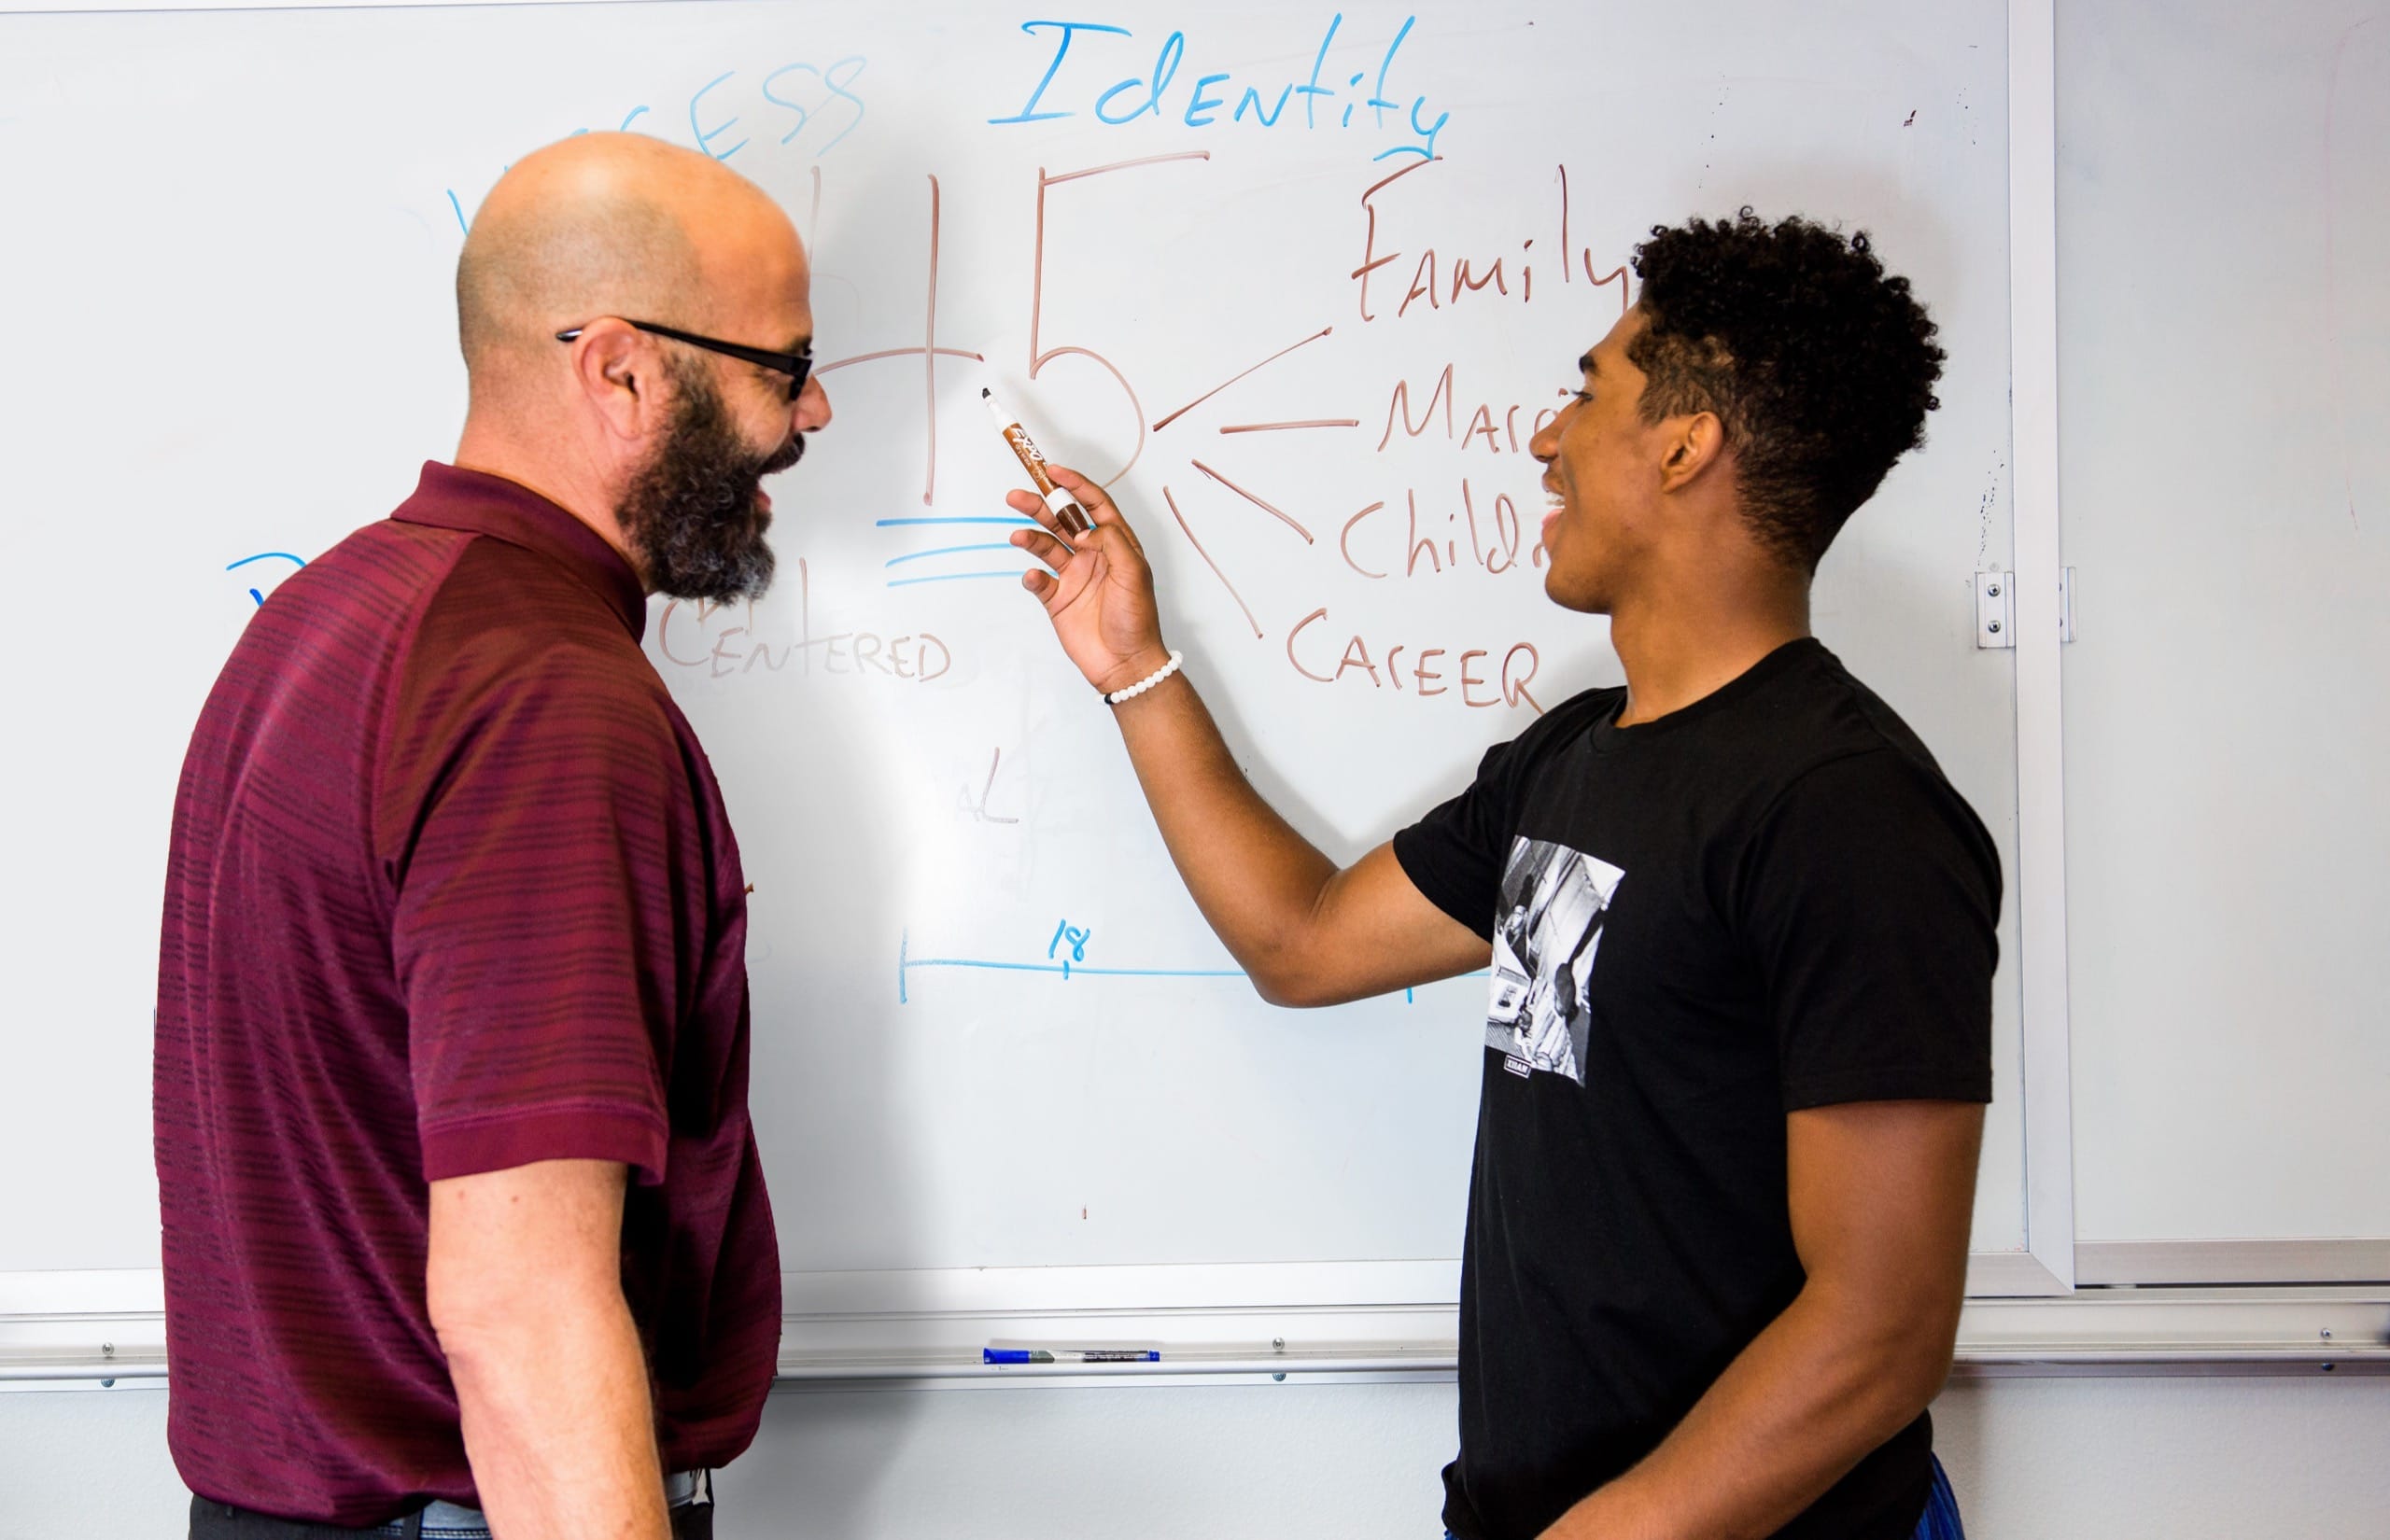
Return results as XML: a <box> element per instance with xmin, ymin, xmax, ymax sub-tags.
<box><xmin>1628</xmin><ymin>210</ymin><xmax>1945</xmax><ymax>570</ymax></box>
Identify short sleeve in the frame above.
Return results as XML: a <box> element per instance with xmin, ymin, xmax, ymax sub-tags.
<box><xmin>1742</xmin><ymin>749</ymin><xmax>2002</xmax><ymax>1111</ymax></box>
<box><xmin>391</xmin><ymin>646</ymin><xmax>696</xmax><ymax>1185</ymax></box>
<box><xmin>1391</xmin><ymin>693</ymin><xmax>1601</xmax><ymax>937</ymax></box>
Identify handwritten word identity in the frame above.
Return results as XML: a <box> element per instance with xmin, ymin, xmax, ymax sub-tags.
<box><xmin>990</xmin><ymin>15</ymin><xmax>1448</xmax><ymax>162</ymax></box>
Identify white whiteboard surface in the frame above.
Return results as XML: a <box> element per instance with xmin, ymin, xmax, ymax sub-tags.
<box><xmin>0</xmin><ymin>0</ymin><xmax>2035</xmax><ymax>1302</ymax></box>
<box><xmin>2057</xmin><ymin>0</ymin><xmax>2390</xmax><ymax>1250</ymax></box>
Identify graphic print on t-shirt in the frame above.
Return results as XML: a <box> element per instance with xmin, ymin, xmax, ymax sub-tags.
<box><xmin>1485</xmin><ymin>836</ymin><xmax>1627</xmax><ymax>1085</ymax></box>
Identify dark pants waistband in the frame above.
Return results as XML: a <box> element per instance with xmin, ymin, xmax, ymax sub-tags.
<box><xmin>189</xmin><ymin>1481</ymin><xmax>714</xmax><ymax>1540</ymax></box>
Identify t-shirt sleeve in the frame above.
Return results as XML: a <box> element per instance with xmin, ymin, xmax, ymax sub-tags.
<box><xmin>1393</xmin><ymin>737</ymin><xmax>1537</xmax><ymax>939</ymax></box>
<box><xmin>1742</xmin><ymin>749</ymin><xmax>2002</xmax><ymax>1110</ymax></box>
<box><xmin>390</xmin><ymin>647</ymin><xmax>696</xmax><ymax>1185</ymax></box>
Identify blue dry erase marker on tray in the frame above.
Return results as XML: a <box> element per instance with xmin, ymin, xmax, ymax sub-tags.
<box><xmin>983</xmin><ymin>1348</ymin><xmax>1160</xmax><ymax>1365</ymax></box>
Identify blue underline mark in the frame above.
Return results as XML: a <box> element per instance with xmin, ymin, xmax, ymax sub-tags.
<box><xmin>887</xmin><ymin>570</ymin><xmax>1033</xmax><ymax>588</ymax></box>
<box><xmin>875</xmin><ymin>516</ymin><xmax>1041</xmax><ymax>527</ymax></box>
<box><xmin>921</xmin><ymin>958</ymin><xmax>1246</xmax><ymax>977</ymax></box>
<box><xmin>897</xmin><ymin>930</ymin><xmax>1485</xmax><ymax>1005</ymax></box>
<box><xmin>885</xmin><ymin>543</ymin><xmax>1021</xmax><ymax>567</ymax></box>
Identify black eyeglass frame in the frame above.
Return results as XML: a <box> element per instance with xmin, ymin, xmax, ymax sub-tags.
<box><xmin>555</xmin><ymin>318</ymin><xmax>814</xmax><ymax>400</ymax></box>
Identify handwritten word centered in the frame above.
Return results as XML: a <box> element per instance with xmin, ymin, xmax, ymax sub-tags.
<box><xmin>990</xmin><ymin>16</ymin><xmax>1448</xmax><ymax>162</ymax></box>
<box><xmin>651</xmin><ymin>561</ymin><xmax>953</xmax><ymax>684</ymax></box>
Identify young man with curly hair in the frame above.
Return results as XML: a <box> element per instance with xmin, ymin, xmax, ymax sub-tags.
<box><xmin>1007</xmin><ymin>211</ymin><xmax>1990</xmax><ymax>1540</ymax></box>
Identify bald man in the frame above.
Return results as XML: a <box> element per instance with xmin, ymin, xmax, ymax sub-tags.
<box><xmin>156</xmin><ymin>134</ymin><xmax>830</xmax><ymax>1540</ymax></box>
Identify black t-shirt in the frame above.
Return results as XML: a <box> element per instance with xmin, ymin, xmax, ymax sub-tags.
<box><xmin>1392</xmin><ymin>638</ymin><xmax>1999</xmax><ymax>1540</ymax></box>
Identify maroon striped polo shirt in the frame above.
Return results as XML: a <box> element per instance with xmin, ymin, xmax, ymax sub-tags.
<box><xmin>154</xmin><ymin>462</ymin><xmax>780</xmax><ymax>1526</ymax></box>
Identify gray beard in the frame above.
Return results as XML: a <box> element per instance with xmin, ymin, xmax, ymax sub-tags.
<box><xmin>617</xmin><ymin>366</ymin><xmax>800</xmax><ymax>602</ymax></box>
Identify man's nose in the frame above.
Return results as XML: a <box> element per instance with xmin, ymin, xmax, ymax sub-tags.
<box><xmin>793</xmin><ymin>376</ymin><xmax>833</xmax><ymax>433</ymax></box>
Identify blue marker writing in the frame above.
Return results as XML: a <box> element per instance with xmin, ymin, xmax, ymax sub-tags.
<box><xmin>990</xmin><ymin>21</ymin><xmax>1132</xmax><ymax>124</ymax></box>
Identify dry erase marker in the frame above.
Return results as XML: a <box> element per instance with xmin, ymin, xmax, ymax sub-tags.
<box><xmin>983</xmin><ymin>1348</ymin><xmax>1159</xmax><ymax>1365</ymax></box>
<box><xmin>982</xmin><ymin>387</ymin><xmax>1094</xmax><ymax>538</ymax></box>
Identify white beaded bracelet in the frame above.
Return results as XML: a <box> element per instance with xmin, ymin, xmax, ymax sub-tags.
<box><xmin>1104</xmin><ymin>650</ymin><xmax>1184</xmax><ymax>705</ymax></box>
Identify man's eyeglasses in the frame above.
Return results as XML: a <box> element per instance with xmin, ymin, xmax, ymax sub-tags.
<box><xmin>555</xmin><ymin>318</ymin><xmax>814</xmax><ymax>401</ymax></box>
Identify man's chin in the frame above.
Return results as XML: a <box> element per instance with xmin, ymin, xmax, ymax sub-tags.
<box><xmin>653</xmin><ymin>540</ymin><xmax>776</xmax><ymax>604</ymax></box>
<box><xmin>724</xmin><ymin>544</ymin><xmax>776</xmax><ymax>602</ymax></box>
<box><xmin>1540</xmin><ymin>568</ymin><xmax>1610</xmax><ymax>617</ymax></box>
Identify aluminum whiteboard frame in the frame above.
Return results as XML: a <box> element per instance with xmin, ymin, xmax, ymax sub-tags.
<box><xmin>2001</xmin><ymin>0</ymin><xmax>2076</xmax><ymax>1298</ymax></box>
<box><xmin>7</xmin><ymin>1269</ymin><xmax>2386</xmax><ymax>1389</ymax></box>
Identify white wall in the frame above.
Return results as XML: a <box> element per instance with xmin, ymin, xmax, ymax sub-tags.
<box><xmin>5</xmin><ymin>1377</ymin><xmax>2386</xmax><ymax>1540</ymax></box>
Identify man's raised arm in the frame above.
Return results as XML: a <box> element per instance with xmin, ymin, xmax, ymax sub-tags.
<box><xmin>1007</xmin><ymin>465</ymin><xmax>1488</xmax><ymax>1007</ymax></box>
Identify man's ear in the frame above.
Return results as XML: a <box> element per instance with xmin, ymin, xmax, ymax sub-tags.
<box><xmin>1658</xmin><ymin>412</ymin><xmax>1729</xmax><ymax>494</ymax></box>
<box><xmin>563</xmin><ymin>319</ymin><xmax>657</xmax><ymax>443</ymax></box>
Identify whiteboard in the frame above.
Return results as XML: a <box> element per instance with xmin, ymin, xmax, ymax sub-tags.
<box><xmin>0</xmin><ymin>0</ymin><xmax>2032</xmax><ymax>1298</ymax></box>
<box><xmin>2058</xmin><ymin>0</ymin><xmax>2390</xmax><ymax>1252</ymax></box>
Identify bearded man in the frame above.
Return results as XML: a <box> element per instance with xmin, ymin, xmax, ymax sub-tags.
<box><xmin>154</xmin><ymin>133</ymin><xmax>829</xmax><ymax>1540</ymax></box>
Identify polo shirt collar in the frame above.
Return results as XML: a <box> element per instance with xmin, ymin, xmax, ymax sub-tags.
<box><xmin>392</xmin><ymin>462</ymin><xmax>648</xmax><ymax>640</ymax></box>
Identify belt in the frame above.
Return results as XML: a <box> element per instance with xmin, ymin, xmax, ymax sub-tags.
<box><xmin>420</xmin><ymin>1461</ymin><xmax>702</xmax><ymax>1518</ymax></box>
<box><xmin>190</xmin><ymin>1471</ymin><xmax>711</xmax><ymax>1539</ymax></box>
<box><xmin>416</xmin><ymin>1468</ymin><xmax>710</xmax><ymax>1531</ymax></box>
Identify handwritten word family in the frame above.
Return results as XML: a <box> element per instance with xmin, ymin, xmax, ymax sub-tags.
<box><xmin>990</xmin><ymin>15</ymin><xmax>1448</xmax><ymax>162</ymax></box>
<box><xmin>1355</xmin><ymin>161</ymin><xmax>1631</xmax><ymax>325</ymax></box>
